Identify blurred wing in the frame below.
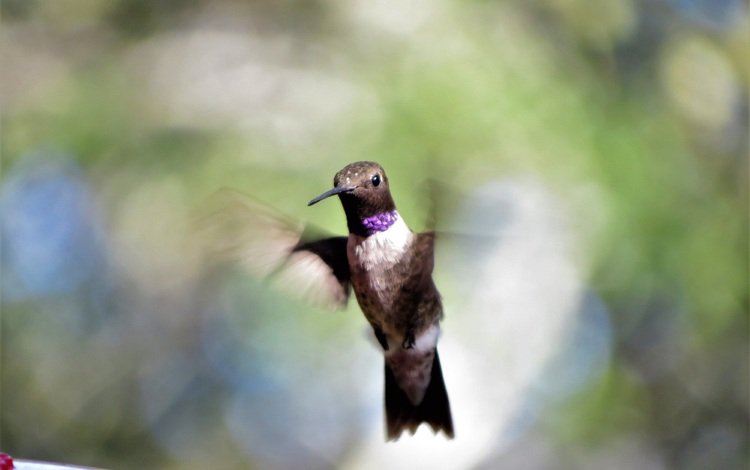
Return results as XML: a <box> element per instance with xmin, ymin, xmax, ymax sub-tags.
<box><xmin>273</xmin><ymin>235</ymin><xmax>351</xmax><ymax>309</ymax></box>
<box><xmin>197</xmin><ymin>189</ymin><xmax>351</xmax><ymax>310</ymax></box>
<box><xmin>198</xmin><ymin>189</ymin><xmax>302</xmax><ymax>276</ymax></box>
<box><xmin>421</xmin><ymin>178</ymin><xmax>466</xmax><ymax>234</ymax></box>
<box><xmin>420</xmin><ymin>178</ymin><xmax>501</xmax><ymax>254</ymax></box>
<box><xmin>414</xmin><ymin>231</ymin><xmax>436</xmax><ymax>277</ymax></box>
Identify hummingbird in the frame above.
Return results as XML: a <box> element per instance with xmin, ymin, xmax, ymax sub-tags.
<box><xmin>306</xmin><ymin>161</ymin><xmax>453</xmax><ymax>440</ymax></box>
<box><xmin>202</xmin><ymin>161</ymin><xmax>453</xmax><ymax>440</ymax></box>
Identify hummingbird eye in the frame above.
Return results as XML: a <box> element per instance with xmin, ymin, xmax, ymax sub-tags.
<box><xmin>371</xmin><ymin>174</ymin><xmax>381</xmax><ymax>187</ymax></box>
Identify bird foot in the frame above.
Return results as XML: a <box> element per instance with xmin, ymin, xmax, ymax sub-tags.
<box><xmin>402</xmin><ymin>329</ymin><xmax>416</xmax><ymax>349</ymax></box>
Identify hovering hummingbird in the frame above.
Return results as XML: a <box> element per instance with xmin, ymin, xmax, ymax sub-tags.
<box><xmin>307</xmin><ymin>161</ymin><xmax>453</xmax><ymax>439</ymax></box>
<box><xmin>204</xmin><ymin>161</ymin><xmax>453</xmax><ymax>440</ymax></box>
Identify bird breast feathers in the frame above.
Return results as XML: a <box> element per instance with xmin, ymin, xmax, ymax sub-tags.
<box><xmin>351</xmin><ymin>215</ymin><xmax>413</xmax><ymax>271</ymax></box>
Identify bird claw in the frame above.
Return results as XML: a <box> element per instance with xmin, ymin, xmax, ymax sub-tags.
<box><xmin>374</xmin><ymin>328</ymin><xmax>389</xmax><ymax>351</ymax></box>
<box><xmin>402</xmin><ymin>329</ymin><xmax>416</xmax><ymax>349</ymax></box>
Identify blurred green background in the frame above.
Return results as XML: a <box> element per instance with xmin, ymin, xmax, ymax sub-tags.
<box><xmin>1</xmin><ymin>0</ymin><xmax>747</xmax><ymax>468</ymax></box>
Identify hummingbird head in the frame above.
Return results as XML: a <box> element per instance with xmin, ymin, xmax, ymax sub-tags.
<box><xmin>308</xmin><ymin>161</ymin><xmax>397</xmax><ymax>236</ymax></box>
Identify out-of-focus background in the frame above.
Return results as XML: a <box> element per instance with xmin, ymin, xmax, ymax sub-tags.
<box><xmin>1</xmin><ymin>1</ymin><xmax>748</xmax><ymax>468</ymax></box>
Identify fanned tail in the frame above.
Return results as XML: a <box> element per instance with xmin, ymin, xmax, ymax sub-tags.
<box><xmin>384</xmin><ymin>348</ymin><xmax>454</xmax><ymax>440</ymax></box>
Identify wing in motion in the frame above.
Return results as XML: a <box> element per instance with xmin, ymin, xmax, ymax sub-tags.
<box><xmin>197</xmin><ymin>189</ymin><xmax>351</xmax><ymax>310</ymax></box>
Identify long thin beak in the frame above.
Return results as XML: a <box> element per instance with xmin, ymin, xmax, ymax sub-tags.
<box><xmin>307</xmin><ymin>185</ymin><xmax>355</xmax><ymax>206</ymax></box>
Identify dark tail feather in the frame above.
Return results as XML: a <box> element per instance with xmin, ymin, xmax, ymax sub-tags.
<box><xmin>384</xmin><ymin>349</ymin><xmax>454</xmax><ymax>440</ymax></box>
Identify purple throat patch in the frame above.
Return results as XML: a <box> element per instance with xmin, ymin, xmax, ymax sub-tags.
<box><xmin>361</xmin><ymin>210</ymin><xmax>398</xmax><ymax>234</ymax></box>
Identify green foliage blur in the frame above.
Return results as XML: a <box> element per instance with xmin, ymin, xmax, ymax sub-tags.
<box><xmin>2</xmin><ymin>0</ymin><xmax>747</xmax><ymax>468</ymax></box>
